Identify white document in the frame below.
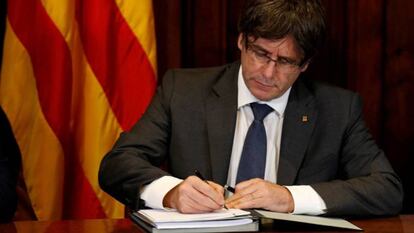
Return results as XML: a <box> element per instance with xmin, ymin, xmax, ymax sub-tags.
<box><xmin>154</xmin><ymin>218</ymin><xmax>253</xmax><ymax>229</ymax></box>
<box><xmin>255</xmin><ymin>210</ymin><xmax>362</xmax><ymax>230</ymax></box>
<box><xmin>134</xmin><ymin>208</ymin><xmax>255</xmax><ymax>230</ymax></box>
<box><xmin>138</xmin><ymin>208</ymin><xmax>250</xmax><ymax>223</ymax></box>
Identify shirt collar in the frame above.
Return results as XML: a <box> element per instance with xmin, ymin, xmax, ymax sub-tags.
<box><xmin>237</xmin><ymin>66</ymin><xmax>291</xmax><ymax>116</ymax></box>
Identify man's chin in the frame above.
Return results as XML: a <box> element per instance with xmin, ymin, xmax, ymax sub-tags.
<box><xmin>251</xmin><ymin>88</ymin><xmax>281</xmax><ymax>101</ymax></box>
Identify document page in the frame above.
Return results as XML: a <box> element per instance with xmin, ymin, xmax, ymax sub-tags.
<box><xmin>132</xmin><ymin>208</ymin><xmax>257</xmax><ymax>230</ymax></box>
<box><xmin>153</xmin><ymin>218</ymin><xmax>253</xmax><ymax>229</ymax></box>
<box><xmin>255</xmin><ymin>210</ymin><xmax>362</xmax><ymax>230</ymax></box>
<box><xmin>137</xmin><ymin>208</ymin><xmax>250</xmax><ymax>223</ymax></box>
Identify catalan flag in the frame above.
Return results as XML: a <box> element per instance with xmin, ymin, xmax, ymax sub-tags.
<box><xmin>0</xmin><ymin>0</ymin><xmax>157</xmax><ymax>220</ymax></box>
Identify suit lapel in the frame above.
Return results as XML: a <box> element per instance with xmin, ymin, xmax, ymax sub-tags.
<box><xmin>206</xmin><ymin>63</ymin><xmax>239</xmax><ymax>185</ymax></box>
<box><xmin>277</xmin><ymin>79</ymin><xmax>317</xmax><ymax>185</ymax></box>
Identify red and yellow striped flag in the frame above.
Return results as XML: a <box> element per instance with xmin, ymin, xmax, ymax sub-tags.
<box><xmin>0</xmin><ymin>0</ymin><xmax>157</xmax><ymax>220</ymax></box>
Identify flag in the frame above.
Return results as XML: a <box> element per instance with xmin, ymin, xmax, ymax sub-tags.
<box><xmin>0</xmin><ymin>0</ymin><xmax>157</xmax><ymax>220</ymax></box>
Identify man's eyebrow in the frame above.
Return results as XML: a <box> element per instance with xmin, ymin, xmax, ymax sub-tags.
<box><xmin>277</xmin><ymin>55</ymin><xmax>297</xmax><ymax>63</ymax></box>
<box><xmin>250</xmin><ymin>43</ymin><xmax>270</xmax><ymax>54</ymax></box>
<box><xmin>253</xmin><ymin>44</ymin><xmax>299</xmax><ymax>62</ymax></box>
<box><xmin>249</xmin><ymin>42</ymin><xmax>302</xmax><ymax>64</ymax></box>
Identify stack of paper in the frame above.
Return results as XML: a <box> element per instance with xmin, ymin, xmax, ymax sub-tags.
<box><xmin>130</xmin><ymin>208</ymin><xmax>259</xmax><ymax>233</ymax></box>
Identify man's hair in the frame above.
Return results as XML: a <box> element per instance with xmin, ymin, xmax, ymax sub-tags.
<box><xmin>238</xmin><ymin>0</ymin><xmax>326</xmax><ymax>63</ymax></box>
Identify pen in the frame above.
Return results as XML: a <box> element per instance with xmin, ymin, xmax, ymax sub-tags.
<box><xmin>194</xmin><ymin>170</ymin><xmax>229</xmax><ymax>209</ymax></box>
<box><xmin>194</xmin><ymin>170</ymin><xmax>236</xmax><ymax>193</ymax></box>
<box><xmin>194</xmin><ymin>169</ymin><xmax>209</xmax><ymax>185</ymax></box>
<box><xmin>224</xmin><ymin>184</ymin><xmax>235</xmax><ymax>193</ymax></box>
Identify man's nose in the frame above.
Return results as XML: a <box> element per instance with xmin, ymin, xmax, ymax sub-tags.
<box><xmin>261</xmin><ymin>61</ymin><xmax>276</xmax><ymax>78</ymax></box>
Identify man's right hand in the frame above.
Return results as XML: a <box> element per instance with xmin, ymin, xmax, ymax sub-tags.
<box><xmin>162</xmin><ymin>176</ymin><xmax>225</xmax><ymax>213</ymax></box>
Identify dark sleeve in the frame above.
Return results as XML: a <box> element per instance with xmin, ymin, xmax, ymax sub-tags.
<box><xmin>0</xmin><ymin>107</ymin><xmax>20</xmax><ymax>222</ymax></box>
<box><xmin>311</xmin><ymin>94</ymin><xmax>403</xmax><ymax>217</ymax></box>
<box><xmin>98</xmin><ymin>70</ymin><xmax>175</xmax><ymax>210</ymax></box>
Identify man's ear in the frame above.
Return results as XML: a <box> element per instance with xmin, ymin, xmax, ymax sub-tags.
<box><xmin>237</xmin><ymin>33</ymin><xmax>244</xmax><ymax>51</ymax></box>
<box><xmin>300</xmin><ymin>61</ymin><xmax>309</xmax><ymax>73</ymax></box>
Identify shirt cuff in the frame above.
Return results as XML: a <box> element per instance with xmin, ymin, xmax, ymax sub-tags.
<box><xmin>285</xmin><ymin>185</ymin><xmax>327</xmax><ymax>215</ymax></box>
<box><xmin>140</xmin><ymin>176</ymin><xmax>183</xmax><ymax>209</ymax></box>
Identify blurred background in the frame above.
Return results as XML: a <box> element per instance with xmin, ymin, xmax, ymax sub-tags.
<box><xmin>1</xmin><ymin>0</ymin><xmax>413</xmax><ymax>220</ymax></box>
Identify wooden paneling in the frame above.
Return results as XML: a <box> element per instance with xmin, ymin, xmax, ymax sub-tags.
<box><xmin>182</xmin><ymin>0</ymin><xmax>227</xmax><ymax>67</ymax></box>
<box><xmin>384</xmin><ymin>0</ymin><xmax>414</xmax><ymax>214</ymax></box>
<box><xmin>308</xmin><ymin>0</ymin><xmax>347</xmax><ymax>87</ymax></box>
<box><xmin>153</xmin><ymin>0</ymin><xmax>246</xmax><ymax>77</ymax></box>
<box><xmin>153</xmin><ymin>0</ymin><xmax>182</xmax><ymax>77</ymax></box>
<box><xmin>345</xmin><ymin>0</ymin><xmax>385</xmax><ymax>140</ymax></box>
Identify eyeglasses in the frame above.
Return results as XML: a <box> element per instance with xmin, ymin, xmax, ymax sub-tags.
<box><xmin>246</xmin><ymin>43</ymin><xmax>303</xmax><ymax>73</ymax></box>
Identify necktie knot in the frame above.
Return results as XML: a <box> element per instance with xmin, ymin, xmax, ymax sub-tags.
<box><xmin>250</xmin><ymin>102</ymin><xmax>274</xmax><ymax>122</ymax></box>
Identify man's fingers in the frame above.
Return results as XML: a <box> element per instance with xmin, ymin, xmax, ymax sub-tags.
<box><xmin>177</xmin><ymin>192</ymin><xmax>216</xmax><ymax>213</ymax></box>
<box><xmin>171</xmin><ymin>176</ymin><xmax>226</xmax><ymax>213</ymax></box>
<box><xmin>225</xmin><ymin>179</ymin><xmax>259</xmax><ymax>204</ymax></box>
<box><xmin>226</xmin><ymin>194</ymin><xmax>263</xmax><ymax>209</ymax></box>
<box><xmin>225</xmin><ymin>178</ymin><xmax>294</xmax><ymax>212</ymax></box>
<box><xmin>208</xmin><ymin>181</ymin><xmax>225</xmax><ymax>195</ymax></box>
<box><xmin>226</xmin><ymin>189</ymin><xmax>258</xmax><ymax>208</ymax></box>
<box><xmin>186</xmin><ymin>183</ymin><xmax>223</xmax><ymax>210</ymax></box>
<box><xmin>190</xmin><ymin>176</ymin><xmax>225</xmax><ymax>206</ymax></box>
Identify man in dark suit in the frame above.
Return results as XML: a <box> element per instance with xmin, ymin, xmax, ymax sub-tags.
<box><xmin>0</xmin><ymin>106</ymin><xmax>20</xmax><ymax>222</ymax></box>
<box><xmin>99</xmin><ymin>0</ymin><xmax>403</xmax><ymax>216</ymax></box>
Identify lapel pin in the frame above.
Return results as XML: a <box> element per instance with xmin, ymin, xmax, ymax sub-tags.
<box><xmin>302</xmin><ymin>115</ymin><xmax>308</xmax><ymax>122</ymax></box>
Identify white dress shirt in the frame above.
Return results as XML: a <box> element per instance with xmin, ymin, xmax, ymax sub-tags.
<box><xmin>141</xmin><ymin>66</ymin><xmax>327</xmax><ymax>215</ymax></box>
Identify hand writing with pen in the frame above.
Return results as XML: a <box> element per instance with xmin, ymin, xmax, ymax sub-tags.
<box><xmin>162</xmin><ymin>171</ymin><xmax>225</xmax><ymax>213</ymax></box>
<box><xmin>162</xmin><ymin>170</ymin><xmax>294</xmax><ymax>214</ymax></box>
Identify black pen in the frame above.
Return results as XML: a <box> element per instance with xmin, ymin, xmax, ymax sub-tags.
<box><xmin>194</xmin><ymin>169</ymin><xmax>209</xmax><ymax>185</ymax></box>
<box><xmin>194</xmin><ymin>170</ymin><xmax>229</xmax><ymax>209</ymax></box>
<box><xmin>194</xmin><ymin>170</ymin><xmax>235</xmax><ymax>193</ymax></box>
<box><xmin>224</xmin><ymin>184</ymin><xmax>235</xmax><ymax>193</ymax></box>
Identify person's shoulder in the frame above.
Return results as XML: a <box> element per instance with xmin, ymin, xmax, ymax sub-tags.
<box><xmin>298</xmin><ymin>79</ymin><xmax>362</xmax><ymax>113</ymax></box>
<box><xmin>303</xmin><ymin>79</ymin><xmax>358</xmax><ymax>99</ymax></box>
<box><xmin>160</xmin><ymin>62</ymin><xmax>240</xmax><ymax>93</ymax></box>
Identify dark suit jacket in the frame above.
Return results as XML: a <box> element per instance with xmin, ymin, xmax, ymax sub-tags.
<box><xmin>0</xmin><ymin>107</ymin><xmax>20</xmax><ymax>222</ymax></box>
<box><xmin>99</xmin><ymin>62</ymin><xmax>403</xmax><ymax>217</ymax></box>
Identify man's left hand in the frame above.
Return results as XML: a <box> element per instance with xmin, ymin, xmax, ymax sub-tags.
<box><xmin>225</xmin><ymin>178</ymin><xmax>294</xmax><ymax>213</ymax></box>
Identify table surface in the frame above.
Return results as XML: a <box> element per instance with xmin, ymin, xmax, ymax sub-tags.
<box><xmin>0</xmin><ymin>215</ymin><xmax>413</xmax><ymax>233</ymax></box>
